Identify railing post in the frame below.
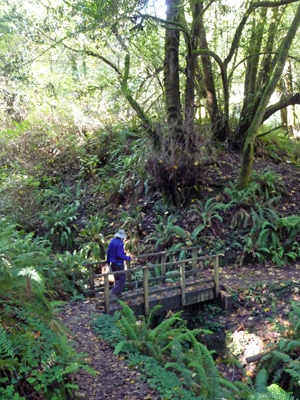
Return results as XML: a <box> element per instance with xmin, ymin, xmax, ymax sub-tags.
<box><xmin>88</xmin><ymin>265</ymin><xmax>95</xmax><ymax>295</ymax></box>
<box><xmin>143</xmin><ymin>268</ymin><xmax>149</xmax><ymax>316</ymax></box>
<box><xmin>161</xmin><ymin>253</ymin><xmax>166</xmax><ymax>284</ymax></box>
<box><xmin>192</xmin><ymin>248</ymin><xmax>197</xmax><ymax>277</ymax></box>
<box><xmin>213</xmin><ymin>256</ymin><xmax>220</xmax><ymax>297</ymax></box>
<box><xmin>126</xmin><ymin>260</ymin><xmax>132</xmax><ymax>285</ymax></box>
<box><xmin>104</xmin><ymin>274</ymin><xmax>110</xmax><ymax>314</ymax></box>
<box><xmin>179</xmin><ymin>262</ymin><xmax>186</xmax><ymax>307</ymax></box>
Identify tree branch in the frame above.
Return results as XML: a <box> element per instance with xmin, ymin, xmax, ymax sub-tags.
<box><xmin>193</xmin><ymin>49</ymin><xmax>229</xmax><ymax>121</ymax></box>
<box><xmin>121</xmin><ymin>53</ymin><xmax>154</xmax><ymax>133</ymax></box>
<box><xmin>257</xmin><ymin>124</ymin><xmax>285</xmax><ymax>137</ymax></box>
<box><xmin>83</xmin><ymin>49</ymin><xmax>122</xmax><ymax>78</ymax></box>
<box><xmin>263</xmin><ymin>92</ymin><xmax>300</xmax><ymax>122</ymax></box>
<box><xmin>224</xmin><ymin>0</ymin><xmax>300</xmax><ymax>68</ymax></box>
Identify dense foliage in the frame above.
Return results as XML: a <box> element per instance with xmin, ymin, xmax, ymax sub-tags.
<box><xmin>93</xmin><ymin>302</ymin><xmax>300</xmax><ymax>399</ymax></box>
<box><xmin>2</xmin><ymin>0</ymin><xmax>300</xmax><ymax>398</ymax></box>
<box><xmin>0</xmin><ymin>219</ymin><xmax>94</xmax><ymax>399</ymax></box>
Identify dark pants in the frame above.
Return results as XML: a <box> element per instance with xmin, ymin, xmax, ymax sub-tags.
<box><xmin>110</xmin><ymin>263</ymin><xmax>126</xmax><ymax>295</ymax></box>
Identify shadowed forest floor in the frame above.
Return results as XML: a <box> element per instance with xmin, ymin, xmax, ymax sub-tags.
<box><xmin>58</xmin><ymin>262</ymin><xmax>300</xmax><ymax>399</ymax></box>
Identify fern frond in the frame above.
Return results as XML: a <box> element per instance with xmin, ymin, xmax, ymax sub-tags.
<box><xmin>267</xmin><ymin>383</ymin><xmax>295</xmax><ymax>399</ymax></box>
<box><xmin>146</xmin><ymin>305</ymin><xmax>163</xmax><ymax>329</ymax></box>
<box><xmin>0</xmin><ymin>325</ymin><xmax>15</xmax><ymax>358</ymax></box>
<box><xmin>151</xmin><ymin>312</ymin><xmax>184</xmax><ymax>337</ymax></box>
<box><xmin>0</xmin><ymin>358</ymin><xmax>20</xmax><ymax>370</ymax></box>
<box><xmin>254</xmin><ymin>368</ymin><xmax>268</xmax><ymax>394</ymax></box>
<box><xmin>284</xmin><ymin>340</ymin><xmax>300</xmax><ymax>353</ymax></box>
<box><xmin>116</xmin><ymin>301</ymin><xmax>137</xmax><ymax>326</ymax></box>
<box><xmin>117</xmin><ymin>316</ymin><xmax>139</xmax><ymax>341</ymax></box>
<box><xmin>114</xmin><ymin>340</ymin><xmax>135</xmax><ymax>355</ymax></box>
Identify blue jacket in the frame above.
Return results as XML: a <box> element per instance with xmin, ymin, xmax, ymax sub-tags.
<box><xmin>106</xmin><ymin>237</ymin><xmax>130</xmax><ymax>265</ymax></box>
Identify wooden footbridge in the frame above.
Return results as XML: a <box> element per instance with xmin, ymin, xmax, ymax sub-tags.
<box><xmin>83</xmin><ymin>246</ymin><xmax>223</xmax><ymax>315</ymax></box>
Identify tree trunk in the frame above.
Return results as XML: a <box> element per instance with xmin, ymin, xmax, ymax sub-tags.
<box><xmin>164</xmin><ymin>0</ymin><xmax>183</xmax><ymax>138</ymax></box>
<box><xmin>197</xmin><ymin>5</ymin><xmax>226</xmax><ymax>141</ymax></box>
<box><xmin>237</xmin><ymin>2</ymin><xmax>300</xmax><ymax>190</ymax></box>
<box><xmin>235</xmin><ymin>8</ymin><xmax>267</xmax><ymax>146</ymax></box>
<box><xmin>184</xmin><ymin>0</ymin><xmax>201</xmax><ymax>139</ymax></box>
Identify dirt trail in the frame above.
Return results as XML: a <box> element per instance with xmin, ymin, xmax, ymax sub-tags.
<box><xmin>57</xmin><ymin>300</ymin><xmax>160</xmax><ymax>400</ymax></box>
<box><xmin>58</xmin><ymin>263</ymin><xmax>300</xmax><ymax>399</ymax></box>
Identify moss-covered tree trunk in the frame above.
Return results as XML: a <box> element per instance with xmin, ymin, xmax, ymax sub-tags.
<box><xmin>237</xmin><ymin>2</ymin><xmax>300</xmax><ymax>190</ymax></box>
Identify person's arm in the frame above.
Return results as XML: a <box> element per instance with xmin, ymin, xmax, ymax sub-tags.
<box><xmin>117</xmin><ymin>243</ymin><xmax>131</xmax><ymax>261</ymax></box>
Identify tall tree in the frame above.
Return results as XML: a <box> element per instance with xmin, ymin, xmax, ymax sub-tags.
<box><xmin>237</xmin><ymin>1</ymin><xmax>300</xmax><ymax>190</ymax></box>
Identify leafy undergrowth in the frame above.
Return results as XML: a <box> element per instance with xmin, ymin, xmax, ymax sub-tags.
<box><xmin>2</xmin><ymin>123</ymin><xmax>300</xmax><ymax>398</ymax></box>
<box><xmin>183</xmin><ymin>280</ymin><xmax>300</xmax><ymax>392</ymax></box>
<box><xmin>93</xmin><ymin>298</ymin><xmax>300</xmax><ymax>399</ymax></box>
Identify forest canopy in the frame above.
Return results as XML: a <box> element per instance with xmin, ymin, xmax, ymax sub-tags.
<box><xmin>2</xmin><ymin>0</ymin><xmax>300</xmax><ymax>269</ymax></box>
<box><xmin>2</xmin><ymin>0</ymin><xmax>300</xmax><ymax>203</ymax></box>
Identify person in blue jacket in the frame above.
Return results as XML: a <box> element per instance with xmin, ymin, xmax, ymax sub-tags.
<box><xmin>106</xmin><ymin>229</ymin><xmax>131</xmax><ymax>299</ymax></box>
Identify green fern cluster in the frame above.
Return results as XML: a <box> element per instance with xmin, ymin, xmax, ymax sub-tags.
<box><xmin>252</xmin><ymin>168</ymin><xmax>287</xmax><ymax>201</ymax></box>
<box><xmin>147</xmin><ymin>215</ymin><xmax>190</xmax><ymax>251</ymax></box>
<box><xmin>0</xmin><ymin>218</ymin><xmax>93</xmax><ymax>399</ymax></box>
<box><xmin>249</xmin><ymin>369</ymin><xmax>295</xmax><ymax>399</ymax></box>
<box><xmin>114</xmin><ymin>303</ymin><xmax>208</xmax><ymax>364</ymax></box>
<box><xmin>93</xmin><ymin>302</ymin><xmax>298</xmax><ymax>399</ymax></box>
<box><xmin>189</xmin><ymin>198</ymin><xmax>225</xmax><ymax>241</ymax></box>
<box><xmin>224</xmin><ymin>183</ymin><xmax>277</xmax><ymax>230</ymax></box>
<box><xmin>78</xmin><ymin>215</ymin><xmax>108</xmax><ymax>261</ymax></box>
<box><xmin>38</xmin><ymin>200</ymin><xmax>80</xmax><ymax>251</ymax></box>
<box><xmin>257</xmin><ymin>302</ymin><xmax>300</xmax><ymax>398</ymax></box>
<box><xmin>243</xmin><ymin>213</ymin><xmax>300</xmax><ymax>266</ymax></box>
<box><xmin>112</xmin><ymin>303</ymin><xmax>246</xmax><ymax>399</ymax></box>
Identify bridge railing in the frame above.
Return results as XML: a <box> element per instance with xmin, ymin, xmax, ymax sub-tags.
<box><xmin>83</xmin><ymin>246</ymin><xmax>223</xmax><ymax>314</ymax></box>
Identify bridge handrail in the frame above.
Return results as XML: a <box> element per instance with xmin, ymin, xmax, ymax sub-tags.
<box><xmin>83</xmin><ymin>251</ymin><xmax>222</xmax><ymax>315</ymax></box>
<box><xmin>135</xmin><ymin>246</ymin><xmax>219</xmax><ymax>258</ymax></box>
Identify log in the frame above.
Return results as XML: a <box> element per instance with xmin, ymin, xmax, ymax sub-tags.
<box><xmin>246</xmin><ymin>346</ymin><xmax>277</xmax><ymax>363</ymax></box>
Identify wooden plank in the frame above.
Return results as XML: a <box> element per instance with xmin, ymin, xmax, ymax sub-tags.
<box><xmin>105</xmin><ymin>287</ymin><xmax>216</xmax><ymax>316</ymax></box>
<box><xmin>180</xmin><ymin>262</ymin><xmax>186</xmax><ymax>306</ymax></box>
<box><xmin>143</xmin><ymin>268</ymin><xmax>149</xmax><ymax>316</ymax></box>
<box><xmin>84</xmin><ymin>276</ymin><xmax>214</xmax><ymax>297</ymax></box>
<box><xmin>185</xmin><ymin>287</ymin><xmax>216</xmax><ymax>305</ymax></box>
